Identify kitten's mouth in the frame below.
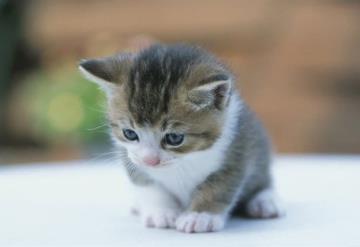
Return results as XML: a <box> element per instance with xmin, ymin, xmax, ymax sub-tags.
<box><xmin>129</xmin><ymin>156</ymin><xmax>174</xmax><ymax>168</ymax></box>
<box><xmin>136</xmin><ymin>161</ymin><xmax>170</xmax><ymax>168</ymax></box>
<box><xmin>129</xmin><ymin>157</ymin><xmax>173</xmax><ymax>168</ymax></box>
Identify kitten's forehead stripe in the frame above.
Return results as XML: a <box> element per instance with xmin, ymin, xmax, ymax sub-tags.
<box><xmin>125</xmin><ymin>44</ymin><xmax>214</xmax><ymax>125</ymax></box>
<box><xmin>161</xmin><ymin>119</ymin><xmax>168</xmax><ymax>131</ymax></box>
<box><xmin>129</xmin><ymin>119</ymin><xmax>135</xmax><ymax>128</ymax></box>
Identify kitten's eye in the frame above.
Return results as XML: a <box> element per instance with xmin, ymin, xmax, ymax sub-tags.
<box><xmin>123</xmin><ymin>129</ymin><xmax>139</xmax><ymax>141</ymax></box>
<box><xmin>165</xmin><ymin>133</ymin><xmax>184</xmax><ymax>146</ymax></box>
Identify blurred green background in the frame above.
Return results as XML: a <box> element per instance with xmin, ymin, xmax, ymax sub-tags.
<box><xmin>1</xmin><ymin>0</ymin><xmax>359</xmax><ymax>164</ymax></box>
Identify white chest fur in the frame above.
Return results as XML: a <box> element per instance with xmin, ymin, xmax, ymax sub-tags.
<box><xmin>145</xmin><ymin>148</ymin><xmax>223</xmax><ymax>207</ymax></box>
<box><xmin>143</xmin><ymin>95</ymin><xmax>242</xmax><ymax>207</ymax></box>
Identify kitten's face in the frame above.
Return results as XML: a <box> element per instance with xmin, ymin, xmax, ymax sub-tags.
<box><xmin>79</xmin><ymin>44</ymin><xmax>232</xmax><ymax>168</ymax></box>
<box><xmin>107</xmin><ymin>88</ymin><xmax>223</xmax><ymax>167</ymax></box>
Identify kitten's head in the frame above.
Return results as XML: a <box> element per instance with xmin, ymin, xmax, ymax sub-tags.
<box><xmin>79</xmin><ymin>44</ymin><xmax>234</xmax><ymax>168</ymax></box>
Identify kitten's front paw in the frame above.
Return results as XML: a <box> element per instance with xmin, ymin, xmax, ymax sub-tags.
<box><xmin>175</xmin><ymin>212</ymin><xmax>225</xmax><ymax>233</ymax></box>
<box><xmin>142</xmin><ymin>209</ymin><xmax>179</xmax><ymax>229</ymax></box>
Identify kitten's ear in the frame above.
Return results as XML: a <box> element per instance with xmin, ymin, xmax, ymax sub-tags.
<box><xmin>78</xmin><ymin>53</ymin><xmax>133</xmax><ymax>95</ymax></box>
<box><xmin>188</xmin><ymin>76</ymin><xmax>232</xmax><ymax>110</ymax></box>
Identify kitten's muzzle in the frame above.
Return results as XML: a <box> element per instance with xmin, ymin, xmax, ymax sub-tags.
<box><xmin>142</xmin><ymin>155</ymin><xmax>161</xmax><ymax>167</ymax></box>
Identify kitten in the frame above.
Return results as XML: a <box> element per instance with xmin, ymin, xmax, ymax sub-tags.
<box><xmin>79</xmin><ymin>44</ymin><xmax>284</xmax><ymax>233</ymax></box>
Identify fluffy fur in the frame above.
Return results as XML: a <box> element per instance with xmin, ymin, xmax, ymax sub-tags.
<box><xmin>79</xmin><ymin>44</ymin><xmax>284</xmax><ymax>233</ymax></box>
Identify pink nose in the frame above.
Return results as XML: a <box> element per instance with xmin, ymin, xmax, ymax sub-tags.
<box><xmin>142</xmin><ymin>156</ymin><xmax>161</xmax><ymax>166</ymax></box>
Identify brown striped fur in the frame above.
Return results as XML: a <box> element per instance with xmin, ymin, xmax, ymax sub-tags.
<box><xmin>79</xmin><ymin>44</ymin><xmax>282</xmax><ymax>232</ymax></box>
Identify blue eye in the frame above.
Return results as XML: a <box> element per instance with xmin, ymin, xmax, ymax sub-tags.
<box><xmin>165</xmin><ymin>133</ymin><xmax>184</xmax><ymax>146</ymax></box>
<box><xmin>123</xmin><ymin>129</ymin><xmax>139</xmax><ymax>141</ymax></box>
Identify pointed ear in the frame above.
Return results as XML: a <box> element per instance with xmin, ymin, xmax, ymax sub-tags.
<box><xmin>188</xmin><ymin>76</ymin><xmax>232</xmax><ymax>110</ymax></box>
<box><xmin>78</xmin><ymin>53</ymin><xmax>133</xmax><ymax>95</ymax></box>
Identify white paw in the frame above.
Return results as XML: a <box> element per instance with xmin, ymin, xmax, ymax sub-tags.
<box><xmin>246</xmin><ymin>188</ymin><xmax>285</xmax><ymax>218</ymax></box>
<box><xmin>175</xmin><ymin>212</ymin><xmax>226</xmax><ymax>233</ymax></box>
<box><xmin>142</xmin><ymin>209</ymin><xmax>179</xmax><ymax>229</ymax></box>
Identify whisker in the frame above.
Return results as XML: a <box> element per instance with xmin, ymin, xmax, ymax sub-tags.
<box><xmin>87</xmin><ymin>123</ymin><xmax>109</xmax><ymax>131</ymax></box>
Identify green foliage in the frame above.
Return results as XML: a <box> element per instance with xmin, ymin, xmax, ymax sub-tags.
<box><xmin>20</xmin><ymin>66</ymin><xmax>108</xmax><ymax>146</ymax></box>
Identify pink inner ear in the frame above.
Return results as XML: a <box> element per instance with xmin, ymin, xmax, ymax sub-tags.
<box><xmin>214</xmin><ymin>82</ymin><xmax>229</xmax><ymax>97</ymax></box>
<box><xmin>188</xmin><ymin>80</ymin><xmax>231</xmax><ymax>110</ymax></box>
<box><xmin>212</xmin><ymin>81</ymin><xmax>231</xmax><ymax>109</ymax></box>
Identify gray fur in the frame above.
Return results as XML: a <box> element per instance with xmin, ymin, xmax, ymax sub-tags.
<box><xmin>189</xmin><ymin>104</ymin><xmax>273</xmax><ymax>215</ymax></box>
<box><xmin>123</xmin><ymin>103</ymin><xmax>273</xmax><ymax>215</ymax></box>
<box><xmin>80</xmin><ymin>43</ymin><xmax>276</xmax><ymax>221</ymax></box>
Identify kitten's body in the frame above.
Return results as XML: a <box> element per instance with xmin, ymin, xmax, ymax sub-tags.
<box><xmin>79</xmin><ymin>44</ymin><xmax>284</xmax><ymax>233</ymax></box>
<box><xmin>136</xmin><ymin>94</ymin><xmax>241</xmax><ymax>207</ymax></box>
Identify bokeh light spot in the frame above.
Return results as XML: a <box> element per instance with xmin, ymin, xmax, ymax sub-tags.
<box><xmin>47</xmin><ymin>93</ymin><xmax>84</xmax><ymax>132</ymax></box>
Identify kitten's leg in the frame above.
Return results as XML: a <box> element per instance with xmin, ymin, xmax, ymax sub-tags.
<box><xmin>175</xmin><ymin>168</ymin><xmax>241</xmax><ymax>233</ymax></box>
<box><xmin>244</xmin><ymin>187</ymin><xmax>285</xmax><ymax>218</ymax></box>
<box><xmin>175</xmin><ymin>163</ymin><xmax>277</xmax><ymax>233</ymax></box>
<box><xmin>134</xmin><ymin>184</ymin><xmax>182</xmax><ymax>228</ymax></box>
<box><xmin>123</xmin><ymin>162</ymin><xmax>182</xmax><ymax>228</ymax></box>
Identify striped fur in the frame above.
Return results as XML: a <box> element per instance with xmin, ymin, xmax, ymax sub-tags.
<box><xmin>79</xmin><ymin>43</ymin><xmax>283</xmax><ymax>233</ymax></box>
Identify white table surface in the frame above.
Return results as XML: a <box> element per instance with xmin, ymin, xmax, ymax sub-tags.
<box><xmin>0</xmin><ymin>155</ymin><xmax>359</xmax><ymax>247</ymax></box>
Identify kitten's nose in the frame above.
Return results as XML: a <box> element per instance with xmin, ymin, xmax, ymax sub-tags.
<box><xmin>142</xmin><ymin>155</ymin><xmax>161</xmax><ymax>166</ymax></box>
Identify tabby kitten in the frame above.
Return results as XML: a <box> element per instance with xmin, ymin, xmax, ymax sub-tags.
<box><xmin>79</xmin><ymin>44</ymin><xmax>284</xmax><ymax>233</ymax></box>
